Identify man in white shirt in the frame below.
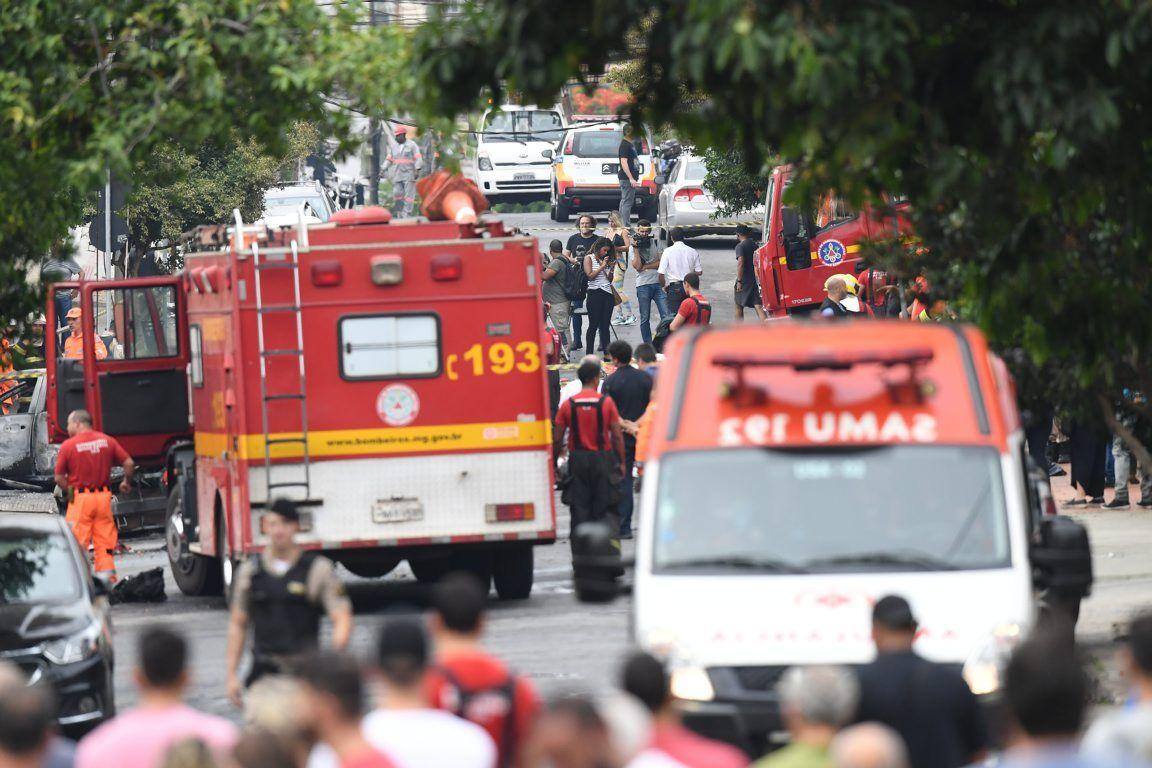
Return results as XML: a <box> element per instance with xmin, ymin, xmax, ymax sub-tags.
<box><xmin>307</xmin><ymin>617</ymin><xmax>496</xmax><ymax>768</ymax></box>
<box><xmin>657</xmin><ymin>227</ymin><xmax>702</xmax><ymax>312</ymax></box>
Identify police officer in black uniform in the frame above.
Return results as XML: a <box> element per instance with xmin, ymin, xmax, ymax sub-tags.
<box><xmin>225</xmin><ymin>498</ymin><xmax>353</xmax><ymax>707</ymax></box>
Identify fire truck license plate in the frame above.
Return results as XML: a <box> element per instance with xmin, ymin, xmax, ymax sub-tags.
<box><xmin>372</xmin><ymin>499</ymin><xmax>423</xmax><ymax>524</ymax></box>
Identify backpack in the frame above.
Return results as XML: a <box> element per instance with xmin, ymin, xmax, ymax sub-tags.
<box><xmin>651</xmin><ymin>315</ymin><xmax>676</xmax><ymax>353</ymax></box>
<box><xmin>562</xmin><ymin>259</ymin><xmax>588</xmax><ymax>301</ymax></box>
<box><xmin>687</xmin><ymin>296</ymin><xmax>712</xmax><ymax>325</ymax></box>
<box><xmin>437</xmin><ymin>665</ymin><xmax>520</xmax><ymax>768</ymax></box>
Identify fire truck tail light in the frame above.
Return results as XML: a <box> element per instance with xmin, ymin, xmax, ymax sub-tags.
<box><xmin>431</xmin><ymin>254</ymin><xmax>463</xmax><ymax>281</ymax></box>
<box><xmin>485</xmin><ymin>503</ymin><xmax>535</xmax><ymax>523</ymax></box>
<box><xmin>311</xmin><ymin>260</ymin><xmax>343</xmax><ymax>287</ymax></box>
<box><xmin>371</xmin><ymin>255</ymin><xmax>403</xmax><ymax>286</ymax></box>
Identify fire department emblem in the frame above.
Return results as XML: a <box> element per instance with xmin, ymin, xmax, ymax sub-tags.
<box><xmin>376</xmin><ymin>384</ymin><xmax>420</xmax><ymax>426</ymax></box>
<box><xmin>817</xmin><ymin>239</ymin><xmax>846</xmax><ymax>266</ymax></box>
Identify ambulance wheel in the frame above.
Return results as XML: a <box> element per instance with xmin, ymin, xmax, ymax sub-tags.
<box><xmin>493</xmin><ymin>545</ymin><xmax>534</xmax><ymax>600</ymax></box>
<box><xmin>551</xmin><ymin>201</ymin><xmax>570</xmax><ymax>222</ymax></box>
<box><xmin>166</xmin><ymin>485</ymin><xmax>223</xmax><ymax>597</ymax></box>
<box><xmin>409</xmin><ymin>555</ymin><xmax>452</xmax><ymax>584</ymax></box>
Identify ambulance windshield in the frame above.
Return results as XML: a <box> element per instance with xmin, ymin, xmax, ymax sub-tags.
<box><xmin>653</xmin><ymin>445</ymin><xmax>1010</xmax><ymax>574</ymax></box>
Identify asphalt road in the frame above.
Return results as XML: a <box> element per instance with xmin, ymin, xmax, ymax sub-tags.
<box><xmin>90</xmin><ymin>210</ymin><xmax>1152</xmax><ymax>719</ymax></box>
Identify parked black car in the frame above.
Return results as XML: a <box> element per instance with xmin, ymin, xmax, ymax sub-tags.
<box><xmin>0</xmin><ymin>510</ymin><xmax>115</xmax><ymax>737</ymax></box>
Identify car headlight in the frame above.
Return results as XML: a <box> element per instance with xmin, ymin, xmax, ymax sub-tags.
<box><xmin>962</xmin><ymin>623</ymin><xmax>1022</xmax><ymax>696</ymax></box>
<box><xmin>42</xmin><ymin>622</ymin><xmax>102</xmax><ymax>666</ymax></box>
<box><xmin>478</xmin><ymin>155</ymin><xmax>493</xmax><ymax>171</ymax></box>
<box><xmin>670</xmin><ymin>666</ymin><xmax>715</xmax><ymax>702</ymax></box>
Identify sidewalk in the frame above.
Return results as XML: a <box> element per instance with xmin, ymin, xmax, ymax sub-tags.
<box><xmin>1048</xmin><ymin>465</ymin><xmax>1152</xmax><ymax>647</ymax></box>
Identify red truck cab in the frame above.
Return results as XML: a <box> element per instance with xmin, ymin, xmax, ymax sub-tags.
<box><xmin>754</xmin><ymin>165</ymin><xmax>913</xmax><ymax>317</ymax></box>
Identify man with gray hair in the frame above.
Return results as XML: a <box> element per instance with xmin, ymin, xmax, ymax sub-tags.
<box><xmin>755</xmin><ymin>666</ymin><xmax>859</xmax><ymax>768</ymax></box>
<box><xmin>831</xmin><ymin>723</ymin><xmax>909</xmax><ymax>768</ymax></box>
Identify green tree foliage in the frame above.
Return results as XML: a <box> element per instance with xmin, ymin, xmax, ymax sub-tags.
<box><xmin>700</xmin><ymin>148</ymin><xmax>769</xmax><ymax>219</ymax></box>
<box><xmin>416</xmin><ymin>0</ymin><xmax>1152</xmax><ymax>459</ymax></box>
<box><xmin>128</xmin><ymin>123</ymin><xmax>321</xmax><ymax>268</ymax></box>
<box><xmin>0</xmin><ymin>0</ymin><xmax>411</xmax><ymax>322</ymax></box>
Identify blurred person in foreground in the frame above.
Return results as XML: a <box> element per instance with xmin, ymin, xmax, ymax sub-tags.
<box><xmin>232</xmin><ymin>727</ymin><xmax>302</xmax><ymax>768</ymax></box>
<box><xmin>77</xmin><ymin>626</ymin><xmax>236</xmax><ymax>768</ymax></box>
<box><xmin>831</xmin><ymin>724</ymin><xmax>908</xmax><ymax>768</ymax></box>
<box><xmin>300</xmin><ymin>652</ymin><xmax>394</xmax><ymax>768</ymax></box>
<box><xmin>520</xmin><ymin>696</ymin><xmax>615</xmax><ymax>768</ymax></box>
<box><xmin>0</xmin><ymin>667</ymin><xmax>64</xmax><ymax>768</ymax></box>
<box><xmin>854</xmin><ymin>596</ymin><xmax>986</xmax><ymax>768</ymax></box>
<box><xmin>310</xmin><ymin>616</ymin><xmax>495</xmax><ymax>768</ymax></box>
<box><xmin>995</xmin><ymin>634</ymin><xmax>1128</xmax><ymax>768</ymax></box>
<box><xmin>620</xmin><ymin>652</ymin><xmax>747</xmax><ymax>768</ymax></box>
<box><xmin>1083</xmin><ymin>611</ymin><xmax>1152</xmax><ymax>760</ymax></box>
<box><xmin>245</xmin><ymin>675</ymin><xmax>315</xmax><ymax>767</ymax></box>
<box><xmin>755</xmin><ymin>666</ymin><xmax>859</xmax><ymax>768</ymax></box>
<box><xmin>425</xmin><ymin>573</ymin><xmax>540</xmax><ymax>767</ymax></box>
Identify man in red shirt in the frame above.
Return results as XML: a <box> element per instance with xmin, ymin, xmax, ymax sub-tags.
<box><xmin>669</xmin><ymin>272</ymin><xmax>712</xmax><ymax>331</ymax></box>
<box><xmin>300</xmin><ymin>652</ymin><xmax>396</xmax><ymax>768</ymax></box>
<box><xmin>622</xmin><ymin>653</ymin><xmax>748</xmax><ymax>768</ymax></box>
<box><xmin>54</xmin><ymin>409</ymin><xmax>134</xmax><ymax>579</ymax></box>
<box><xmin>553</xmin><ymin>356</ymin><xmax>625</xmax><ymax>553</ymax></box>
<box><xmin>425</xmin><ymin>573</ymin><xmax>541</xmax><ymax>768</ymax></box>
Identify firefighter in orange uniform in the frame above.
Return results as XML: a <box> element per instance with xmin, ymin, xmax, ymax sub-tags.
<box><xmin>62</xmin><ymin>307</ymin><xmax>108</xmax><ymax>360</ymax></box>
<box><xmin>54</xmin><ymin>409</ymin><xmax>134</xmax><ymax>580</ymax></box>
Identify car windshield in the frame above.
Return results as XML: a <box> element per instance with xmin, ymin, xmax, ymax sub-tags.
<box><xmin>654</xmin><ymin>446</ymin><xmax>1010</xmax><ymax>574</ymax></box>
<box><xmin>483</xmin><ymin>110</ymin><xmax>565</xmax><ymax>143</ymax></box>
<box><xmin>263</xmin><ymin>193</ymin><xmax>330</xmax><ymax>221</ymax></box>
<box><xmin>0</xmin><ymin>528</ymin><xmax>81</xmax><ymax>603</ymax></box>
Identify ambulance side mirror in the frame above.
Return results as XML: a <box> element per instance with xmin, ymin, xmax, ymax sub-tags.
<box><xmin>1031</xmin><ymin>515</ymin><xmax>1093</xmax><ymax>598</ymax></box>
<box><xmin>572</xmin><ymin>521</ymin><xmax>632</xmax><ymax>604</ymax></box>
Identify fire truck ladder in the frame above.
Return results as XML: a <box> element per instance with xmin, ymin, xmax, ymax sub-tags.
<box><xmin>251</xmin><ymin>239</ymin><xmax>312</xmax><ymax>503</ymax></box>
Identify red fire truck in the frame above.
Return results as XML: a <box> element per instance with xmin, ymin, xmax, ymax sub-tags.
<box><xmin>45</xmin><ymin>205</ymin><xmax>556</xmax><ymax>600</ymax></box>
<box><xmin>755</xmin><ymin>164</ymin><xmax>913</xmax><ymax>317</ymax></box>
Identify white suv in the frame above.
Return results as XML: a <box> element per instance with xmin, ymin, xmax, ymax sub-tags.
<box><xmin>550</xmin><ymin>122</ymin><xmax>657</xmax><ymax>222</ymax></box>
<box><xmin>472</xmin><ymin>106</ymin><xmax>566</xmax><ymax>202</ymax></box>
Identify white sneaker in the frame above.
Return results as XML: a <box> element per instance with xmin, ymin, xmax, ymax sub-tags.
<box><xmin>611</xmin><ymin>315</ymin><xmax>627</xmax><ymax>326</ymax></box>
<box><xmin>623</xmin><ymin>315</ymin><xmax>638</xmax><ymax>325</ymax></box>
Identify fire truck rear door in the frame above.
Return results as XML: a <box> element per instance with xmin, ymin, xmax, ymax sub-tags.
<box><xmin>81</xmin><ymin>278</ymin><xmax>191</xmax><ymax>463</ymax></box>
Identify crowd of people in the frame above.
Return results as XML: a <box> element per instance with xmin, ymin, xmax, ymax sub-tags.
<box><xmin>4</xmin><ymin>592</ymin><xmax>1151</xmax><ymax>768</ymax></box>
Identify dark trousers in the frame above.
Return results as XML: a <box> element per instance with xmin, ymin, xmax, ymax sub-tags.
<box><xmin>1024</xmin><ymin>412</ymin><xmax>1053</xmax><ymax>471</ymax></box>
<box><xmin>571</xmin><ymin>296</ymin><xmax>584</xmax><ymax>346</ymax></box>
<box><xmin>564</xmin><ymin>450</ymin><xmax>621</xmax><ymax>558</ymax></box>
<box><xmin>1070</xmin><ymin>421</ymin><xmax>1108</xmax><ymax>498</ymax></box>
<box><xmin>665</xmin><ymin>281</ymin><xmax>686</xmax><ymax>312</ymax></box>
<box><xmin>618</xmin><ymin>444</ymin><xmax>636</xmax><ymax>534</ymax></box>
<box><xmin>585</xmin><ymin>289</ymin><xmax>613</xmax><ymax>354</ymax></box>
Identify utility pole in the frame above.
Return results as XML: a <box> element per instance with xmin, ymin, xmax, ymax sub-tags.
<box><xmin>368</xmin><ymin>0</ymin><xmax>381</xmax><ymax>204</ymax></box>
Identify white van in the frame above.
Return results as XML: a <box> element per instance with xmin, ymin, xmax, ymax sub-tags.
<box><xmin>582</xmin><ymin>322</ymin><xmax>1093</xmax><ymax>756</ymax></box>
<box><xmin>471</xmin><ymin>106</ymin><xmax>566</xmax><ymax>202</ymax></box>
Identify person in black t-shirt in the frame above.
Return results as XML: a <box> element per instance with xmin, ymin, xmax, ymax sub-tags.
<box><xmin>602</xmin><ymin>340</ymin><xmax>652</xmax><ymax>539</ymax></box>
<box><xmin>617</xmin><ymin>125</ymin><xmax>641</xmax><ymax>223</ymax></box>
<box><xmin>854</xmin><ymin>596</ymin><xmax>989</xmax><ymax>768</ymax></box>
<box><xmin>733</xmin><ymin>224</ymin><xmax>766</xmax><ymax>321</ymax></box>
<box><xmin>564</xmin><ymin>215</ymin><xmax>600</xmax><ymax>352</ymax></box>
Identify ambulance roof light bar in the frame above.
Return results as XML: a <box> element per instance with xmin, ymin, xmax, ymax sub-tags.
<box><xmin>714</xmin><ymin>347</ymin><xmax>935</xmax><ymax>407</ymax></box>
<box><xmin>712</xmin><ymin>347</ymin><xmax>934</xmax><ymax>373</ymax></box>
